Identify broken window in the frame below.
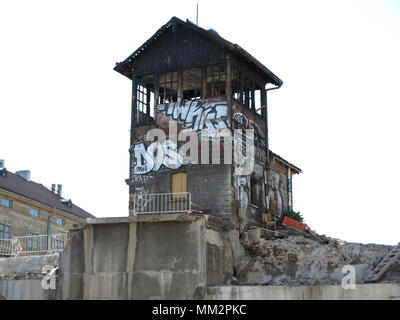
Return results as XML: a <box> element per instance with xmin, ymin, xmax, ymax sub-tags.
<box><xmin>231</xmin><ymin>66</ymin><xmax>262</xmax><ymax>112</ymax></box>
<box><xmin>243</xmin><ymin>76</ymin><xmax>251</xmax><ymax>107</ymax></box>
<box><xmin>183</xmin><ymin>68</ymin><xmax>202</xmax><ymax>100</ymax></box>
<box><xmin>250</xmin><ymin>176</ymin><xmax>258</xmax><ymax>206</ymax></box>
<box><xmin>159</xmin><ymin>71</ymin><xmax>178</xmax><ymax>104</ymax></box>
<box><xmin>137</xmin><ymin>85</ymin><xmax>148</xmax><ymax>114</ymax></box>
<box><xmin>254</xmin><ymin>90</ymin><xmax>261</xmax><ymax>114</ymax></box>
<box><xmin>232</xmin><ymin>67</ymin><xmax>248</xmax><ymax>105</ymax></box>
<box><xmin>136</xmin><ymin>74</ymin><xmax>156</xmax><ymax>125</ymax></box>
<box><xmin>232</xmin><ymin>67</ymin><xmax>252</xmax><ymax>108</ymax></box>
<box><xmin>207</xmin><ymin>64</ymin><xmax>226</xmax><ymax>97</ymax></box>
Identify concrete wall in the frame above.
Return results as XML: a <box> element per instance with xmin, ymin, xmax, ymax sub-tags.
<box><xmin>207</xmin><ymin>283</ymin><xmax>400</xmax><ymax>300</ymax></box>
<box><xmin>130</xmin><ymin>164</ymin><xmax>233</xmax><ymax>219</ymax></box>
<box><xmin>0</xmin><ymin>215</ymin><xmax>234</xmax><ymax>300</ymax></box>
<box><xmin>0</xmin><ymin>254</ymin><xmax>59</xmax><ymax>278</ymax></box>
<box><xmin>0</xmin><ymin>280</ymin><xmax>57</xmax><ymax>300</ymax></box>
<box><xmin>0</xmin><ymin>216</ymin><xmax>398</xmax><ymax>300</ymax></box>
<box><xmin>0</xmin><ymin>254</ymin><xmax>59</xmax><ymax>300</ymax></box>
<box><xmin>58</xmin><ymin>215</ymin><xmax>232</xmax><ymax>299</ymax></box>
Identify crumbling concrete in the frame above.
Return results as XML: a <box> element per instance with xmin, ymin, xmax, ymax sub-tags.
<box><xmin>57</xmin><ymin>214</ymin><xmax>233</xmax><ymax>300</ymax></box>
<box><xmin>0</xmin><ymin>215</ymin><xmax>398</xmax><ymax>300</ymax></box>
<box><xmin>232</xmin><ymin>226</ymin><xmax>395</xmax><ymax>286</ymax></box>
<box><xmin>0</xmin><ymin>254</ymin><xmax>59</xmax><ymax>279</ymax></box>
<box><xmin>0</xmin><ymin>254</ymin><xmax>59</xmax><ymax>300</ymax></box>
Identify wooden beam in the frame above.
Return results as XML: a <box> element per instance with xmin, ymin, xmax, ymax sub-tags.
<box><xmin>131</xmin><ymin>77</ymin><xmax>138</xmax><ymax>132</ymax></box>
<box><xmin>226</xmin><ymin>56</ymin><xmax>232</xmax><ymax>122</ymax></box>
<box><xmin>261</xmin><ymin>90</ymin><xmax>266</xmax><ymax>117</ymax></box>
<box><xmin>146</xmin><ymin>84</ymin><xmax>151</xmax><ymax>116</ymax></box>
<box><xmin>251</xmin><ymin>79</ymin><xmax>255</xmax><ymax>110</ymax></box>
<box><xmin>230</xmin><ymin>56</ymin><xmax>266</xmax><ymax>90</ymax></box>
<box><xmin>178</xmin><ymin>69</ymin><xmax>183</xmax><ymax>104</ymax></box>
<box><xmin>154</xmin><ymin>73</ymin><xmax>160</xmax><ymax>111</ymax></box>
<box><xmin>202</xmin><ymin>65</ymin><xmax>207</xmax><ymax>100</ymax></box>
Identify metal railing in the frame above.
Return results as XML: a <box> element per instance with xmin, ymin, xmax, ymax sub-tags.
<box><xmin>133</xmin><ymin>192</ymin><xmax>192</xmax><ymax>215</ymax></box>
<box><xmin>0</xmin><ymin>233</ymin><xmax>67</xmax><ymax>257</ymax></box>
<box><xmin>0</xmin><ymin>239</ymin><xmax>13</xmax><ymax>256</ymax></box>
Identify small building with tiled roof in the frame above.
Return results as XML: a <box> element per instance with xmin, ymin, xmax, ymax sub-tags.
<box><xmin>0</xmin><ymin>164</ymin><xmax>95</xmax><ymax>239</ymax></box>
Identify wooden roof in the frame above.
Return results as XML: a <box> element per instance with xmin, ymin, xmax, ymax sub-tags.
<box><xmin>114</xmin><ymin>17</ymin><xmax>283</xmax><ymax>86</ymax></box>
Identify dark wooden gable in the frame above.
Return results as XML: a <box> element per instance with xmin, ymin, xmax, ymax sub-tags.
<box><xmin>132</xmin><ymin>22</ymin><xmax>226</xmax><ymax>76</ymax></box>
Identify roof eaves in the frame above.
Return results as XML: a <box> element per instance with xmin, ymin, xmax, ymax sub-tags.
<box><xmin>270</xmin><ymin>151</ymin><xmax>302</xmax><ymax>174</ymax></box>
<box><xmin>0</xmin><ymin>185</ymin><xmax>94</xmax><ymax>220</ymax></box>
<box><xmin>114</xmin><ymin>17</ymin><xmax>283</xmax><ymax>86</ymax></box>
<box><xmin>114</xmin><ymin>17</ymin><xmax>178</xmax><ymax>77</ymax></box>
<box><xmin>183</xmin><ymin>20</ymin><xmax>283</xmax><ymax>85</ymax></box>
<box><xmin>233</xmin><ymin>45</ymin><xmax>283</xmax><ymax>86</ymax></box>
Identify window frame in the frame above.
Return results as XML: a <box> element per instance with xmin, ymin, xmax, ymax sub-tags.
<box><xmin>1</xmin><ymin>198</ymin><xmax>11</xmax><ymax>208</ymax></box>
<box><xmin>159</xmin><ymin>71</ymin><xmax>179</xmax><ymax>104</ymax></box>
<box><xmin>182</xmin><ymin>67</ymin><xmax>202</xmax><ymax>101</ymax></box>
<box><xmin>56</xmin><ymin>217</ymin><xmax>64</xmax><ymax>226</ymax></box>
<box><xmin>30</xmin><ymin>208</ymin><xmax>40</xmax><ymax>218</ymax></box>
<box><xmin>4</xmin><ymin>225</ymin><xmax>10</xmax><ymax>239</ymax></box>
<box><xmin>206</xmin><ymin>64</ymin><xmax>227</xmax><ymax>98</ymax></box>
<box><xmin>0</xmin><ymin>224</ymin><xmax>10</xmax><ymax>239</ymax></box>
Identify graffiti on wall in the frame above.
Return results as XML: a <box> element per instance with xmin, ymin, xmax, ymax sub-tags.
<box><xmin>266</xmin><ymin>170</ymin><xmax>284</xmax><ymax>222</ymax></box>
<box><xmin>130</xmin><ymin>100</ymin><xmax>258</xmax><ymax>177</ymax></box>
<box><xmin>132</xmin><ymin>140</ymin><xmax>185</xmax><ymax>175</ymax></box>
<box><xmin>130</xmin><ymin>175</ymin><xmax>154</xmax><ymax>184</ymax></box>
<box><xmin>157</xmin><ymin>100</ymin><xmax>228</xmax><ymax>131</ymax></box>
<box><xmin>238</xmin><ymin>176</ymin><xmax>250</xmax><ymax>209</ymax></box>
<box><xmin>233</xmin><ymin>112</ymin><xmax>266</xmax><ymax>161</ymax></box>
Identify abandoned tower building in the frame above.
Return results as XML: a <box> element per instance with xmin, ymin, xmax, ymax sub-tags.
<box><xmin>2</xmin><ymin>17</ymin><xmax>398</xmax><ymax>300</ymax></box>
<box><xmin>114</xmin><ymin>16</ymin><xmax>301</xmax><ymax>228</ymax></box>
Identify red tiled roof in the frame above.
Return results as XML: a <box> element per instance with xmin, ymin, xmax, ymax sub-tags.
<box><xmin>0</xmin><ymin>169</ymin><xmax>95</xmax><ymax>219</ymax></box>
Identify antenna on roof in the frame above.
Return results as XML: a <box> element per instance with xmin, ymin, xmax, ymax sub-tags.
<box><xmin>196</xmin><ymin>3</ymin><xmax>198</xmax><ymax>26</ymax></box>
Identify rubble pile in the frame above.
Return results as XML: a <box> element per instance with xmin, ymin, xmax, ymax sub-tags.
<box><xmin>231</xmin><ymin>225</ymin><xmax>394</xmax><ymax>286</ymax></box>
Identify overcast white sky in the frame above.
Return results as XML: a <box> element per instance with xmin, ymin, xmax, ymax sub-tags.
<box><xmin>1</xmin><ymin>0</ymin><xmax>399</xmax><ymax>245</ymax></box>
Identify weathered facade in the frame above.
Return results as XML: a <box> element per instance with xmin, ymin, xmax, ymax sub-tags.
<box><xmin>114</xmin><ymin>17</ymin><xmax>301</xmax><ymax>228</ymax></box>
<box><xmin>1</xmin><ymin>216</ymin><xmax>399</xmax><ymax>300</ymax></box>
<box><xmin>0</xmin><ymin>166</ymin><xmax>95</xmax><ymax>240</ymax></box>
<box><xmin>1</xmin><ymin>18</ymin><xmax>399</xmax><ymax>300</ymax></box>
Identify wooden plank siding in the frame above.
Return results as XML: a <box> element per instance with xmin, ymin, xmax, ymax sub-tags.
<box><xmin>133</xmin><ymin>26</ymin><xmax>226</xmax><ymax>77</ymax></box>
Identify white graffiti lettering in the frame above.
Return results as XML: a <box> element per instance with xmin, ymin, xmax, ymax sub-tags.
<box><xmin>158</xmin><ymin>100</ymin><xmax>228</xmax><ymax>131</ymax></box>
<box><xmin>132</xmin><ymin>140</ymin><xmax>184</xmax><ymax>174</ymax></box>
<box><xmin>233</xmin><ymin>112</ymin><xmax>266</xmax><ymax>161</ymax></box>
<box><xmin>131</xmin><ymin>175</ymin><xmax>154</xmax><ymax>184</ymax></box>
